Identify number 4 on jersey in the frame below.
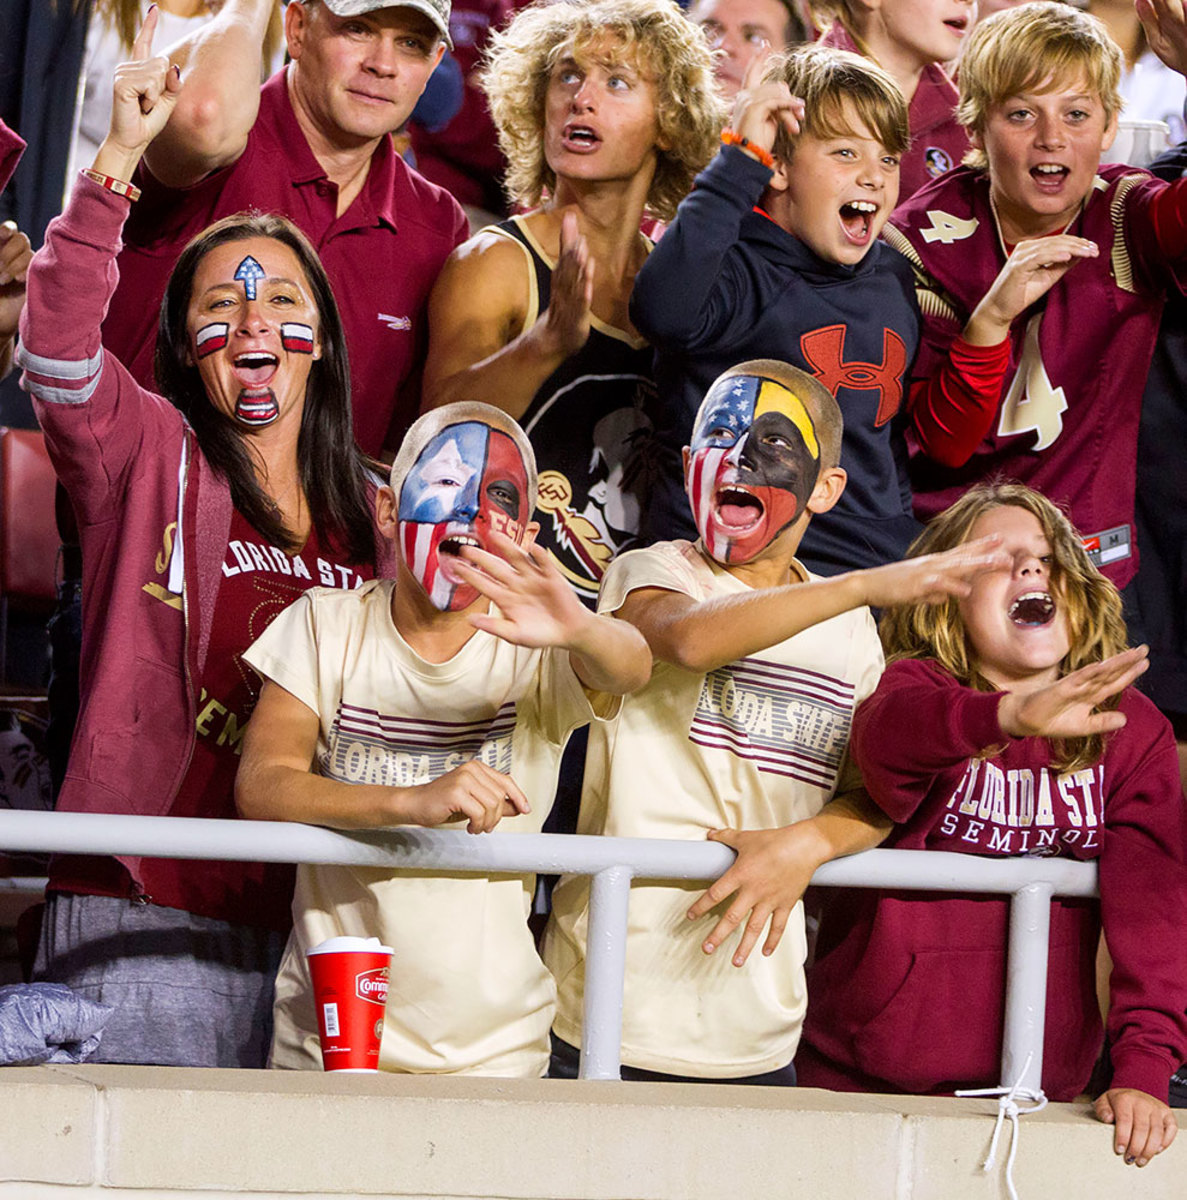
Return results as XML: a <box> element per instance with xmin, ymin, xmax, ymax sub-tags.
<box><xmin>920</xmin><ymin>210</ymin><xmax>979</xmax><ymax>245</ymax></box>
<box><xmin>997</xmin><ymin>313</ymin><xmax>1067</xmax><ymax>451</ymax></box>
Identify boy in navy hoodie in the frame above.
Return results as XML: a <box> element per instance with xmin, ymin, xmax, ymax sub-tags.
<box><xmin>632</xmin><ymin>45</ymin><xmax>920</xmax><ymax>576</ymax></box>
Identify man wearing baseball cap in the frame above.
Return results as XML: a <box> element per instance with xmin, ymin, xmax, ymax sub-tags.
<box><xmin>101</xmin><ymin>0</ymin><xmax>468</xmax><ymax>457</ymax></box>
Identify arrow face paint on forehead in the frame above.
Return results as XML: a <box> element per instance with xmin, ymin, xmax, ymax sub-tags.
<box><xmin>233</xmin><ymin>255</ymin><xmax>267</xmax><ymax>300</ymax></box>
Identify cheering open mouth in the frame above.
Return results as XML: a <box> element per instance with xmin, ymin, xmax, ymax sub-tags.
<box><xmin>713</xmin><ymin>484</ymin><xmax>765</xmax><ymax>532</ymax></box>
<box><xmin>231</xmin><ymin>352</ymin><xmax>279</xmax><ymax>389</ymax></box>
<box><xmin>1008</xmin><ymin>590</ymin><xmax>1056</xmax><ymax>627</ymax></box>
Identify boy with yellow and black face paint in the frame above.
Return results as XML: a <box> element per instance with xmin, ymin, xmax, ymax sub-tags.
<box><xmin>542</xmin><ymin>359</ymin><xmax>1009</xmax><ymax>1084</ymax></box>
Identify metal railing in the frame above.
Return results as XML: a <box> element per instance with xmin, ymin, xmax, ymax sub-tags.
<box><xmin>0</xmin><ymin>809</ymin><xmax>1098</xmax><ymax>1090</ymax></box>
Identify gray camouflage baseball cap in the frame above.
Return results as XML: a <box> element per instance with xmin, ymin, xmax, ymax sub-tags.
<box><xmin>320</xmin><ymin>0</ymin><xmax>453</xmax><ymax>50</ymax></box>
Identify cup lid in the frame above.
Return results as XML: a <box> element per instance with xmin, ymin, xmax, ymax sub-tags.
<box><xmin>306</xmin><ymin>936</ymin><xmax>394</xmax><ymax>957</ymax></box>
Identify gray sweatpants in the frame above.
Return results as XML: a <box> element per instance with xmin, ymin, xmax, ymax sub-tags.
<box><xmin>33</xmin><ymin>892</ymin><xmax>286</xmax><ymax>1068</ymax></box>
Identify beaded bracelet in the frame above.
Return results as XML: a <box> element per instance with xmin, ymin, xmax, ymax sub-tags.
<box><xmin>720</xmin><ymin>129</ymin><xmax>775</xmax><ymax>170</ymax></box>
<box><xmin>80</xmin><ymin>168</ymin><xmax>142</xmax><ymax>203</ymax></box>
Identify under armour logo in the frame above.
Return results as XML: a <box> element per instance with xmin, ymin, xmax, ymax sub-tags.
<box><xmin>800</xmin><ymin>325</ymin><xmax>907</xmax><ymax>426</ymax></box>
<box><xmin>378</xmin><ymin>313</ymin><xmax>411</xmax><ymax>331</ymax></box>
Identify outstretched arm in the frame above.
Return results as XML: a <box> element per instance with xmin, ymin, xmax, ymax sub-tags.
<box><xmin>685</xmin><ymin>789</ymin><xmax>892</xmax><ymax>966</ymax></box>
<box><xmin>996</xmin><ymin>645</ymin><xmax>1150</xmax><ymax>739</ymax></box>
<box><xmin>90</xmin><ymin>7</ymin><xmax>183</xmax><ymax>186</ymax></box>
<box><xmin>236</xmin><ymin>679</ymin><xmax>531</xmax><ymax>833</ymax></box>
<box><xmin>620</xmin><ymin>536</ymin><xmax>1008</xmax><ymax>674</ymax></box>
<box><xmin>140</xmin><ymin>0</ymin><xmax>276</xmax><ymax>188</ymax></box>
<box><xmin>453</xmin><ymin>530</ymin><xmax>652</xmax><ymax>694</ymax></box>
<box><xmin>422</xmin><ymin>212</ymin><xmax>593</xmax><ymax>419</ymax></box>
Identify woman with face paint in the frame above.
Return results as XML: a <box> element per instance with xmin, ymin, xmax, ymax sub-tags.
<box><xmin>15</xmin><ymin>10</ymin><xmax>382</xmax><ymax>1068</ymax></box>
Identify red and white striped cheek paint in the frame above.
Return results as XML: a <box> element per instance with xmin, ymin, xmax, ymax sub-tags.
<box><xmin>281</xmin><ymin>323</ymin><xmax>315</xmax><ymax>354</ymax></box>
<box><xmin>195</xmin><ymin>323</ymin><xmax>229</xmax><ymax>359</ymax></box>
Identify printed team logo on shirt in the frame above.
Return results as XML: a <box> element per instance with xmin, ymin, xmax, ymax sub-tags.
<box><xmin>690</xmin><ymin>657</ymin><xmax>855</xmax><ymax>789</ymax></box>
<box><xmin>937</xmin><ymin>759</ymin><xmax>1105</xmax><ymax>856</ymax></box>
<box><xmin>321</xmin><ymin>700</ymin><xmax>516</xmax><ymax>787</ymax></box>
<box><xmin>924</xmin><ymin>147</ymin><xmax>954</xmax><ymax>177</ymax></box>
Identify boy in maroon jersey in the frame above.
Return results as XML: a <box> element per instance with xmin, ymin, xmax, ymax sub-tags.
<box><xmin>884</xmin><ymin>1</ymin><xmax>1187</xmax><ymax>591</ymax></box>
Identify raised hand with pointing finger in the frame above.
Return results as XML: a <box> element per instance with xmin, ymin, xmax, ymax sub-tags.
<box><xmin>92</xmin><ymin>6</ymin><xmax>183</xmax><ymax>186</ymax></box>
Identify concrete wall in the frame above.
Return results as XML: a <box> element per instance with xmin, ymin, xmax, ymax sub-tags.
<box><xmin>3</xmin><ymin>1066</ymin><xmax>1185</xmax><ymax>1198</ymax></box>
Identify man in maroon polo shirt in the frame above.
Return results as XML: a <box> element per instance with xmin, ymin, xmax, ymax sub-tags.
<box><xmin>101</xmin><ymin>0</ymin><xmax>468</xmax><ymax>457</ymax></box>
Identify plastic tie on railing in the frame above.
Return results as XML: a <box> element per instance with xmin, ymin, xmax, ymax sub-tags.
<box><xmin>956</xmin><ymin>1053</ymin><xmax>1048</xmax><ymax>1200</ymax></box>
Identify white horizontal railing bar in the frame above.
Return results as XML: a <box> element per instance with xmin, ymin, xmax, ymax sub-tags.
<box><xmin>0</xmin><ymin>810</ymin><xmax>1099</xmax><ymax>1085</ymax></box>
<box><xmin>0</xmin><ymin>810</ymin><xmax>1099</xmax><ymax>896</ymax></box>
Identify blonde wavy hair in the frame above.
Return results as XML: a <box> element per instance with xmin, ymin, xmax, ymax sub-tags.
<box><xmin>957</xmin><ymin>3</ymin><xmax>1122</xmax><ymax>171</ymax></box>
<box><xmin>879</xmin><ymin>483</ymin><xmax>1129</xmax><ymax>773</ymax></box>
<box><xmin>764</xmin><ymin>45</ymin><xmax>909</xmax><ymax>167</ymax></box>
<box><xmin>481</xmin><ymin>0</ymin><xmax>726</xmax><ymax>221</ymax></box>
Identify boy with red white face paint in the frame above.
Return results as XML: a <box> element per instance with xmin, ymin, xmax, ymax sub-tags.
<box><xmin>237</xmin><ymin>402</ymin><xmax>651</xmax><ymax>1076</ymax></box>
<box><xmin>543</xmin><ymin>359</ymin><xmax>1010</xmax><ymax>1083</ymax></box>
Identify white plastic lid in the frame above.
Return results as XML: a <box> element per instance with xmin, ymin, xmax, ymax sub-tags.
<box><xmin>306</xmin><ymin>936</ymin><xmax>394</xmax><ymax>957</ymax></box>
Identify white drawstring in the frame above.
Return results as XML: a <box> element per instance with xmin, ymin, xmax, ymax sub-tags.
<box><xmin>956</xmin><ymin>1054</ymin><xmax>1048</xmax><ymax>1200</ymax></box>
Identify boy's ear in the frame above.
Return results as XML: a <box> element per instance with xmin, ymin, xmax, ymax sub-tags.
<box><xmin>765</xmin><ymin>161</ymin><xmax>791</xmax><ymax>194</ymax></box>
<box><xmin>807</xmin><ymin>466</ymin><xmax>847</xmax><ymax>516</ymax></box>
<box><xmin>375</xmin><ymin>484</ymin><xmax>399</xmax><ymax>539</ymax></box>
<box><xmin>969</xmin><ymin>127</ymin><xmax>984</xmax><ymax>152</ymax></box>
<box><xmin>681</xmin><ymin>445</ymin><xmax>691</xmax><ymax>480</ymax></box>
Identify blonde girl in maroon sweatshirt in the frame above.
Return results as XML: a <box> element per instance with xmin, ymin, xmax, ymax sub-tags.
<box><xmin>798</xmin><ymin>482</ymin><xmax>1187</xmax><ymax>1169</ymax></box>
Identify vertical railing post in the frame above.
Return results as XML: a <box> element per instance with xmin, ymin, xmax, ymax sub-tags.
<box><xmin>578</xmin><ymin>864</ymin><xmax>633</xmax><ymax>1080</ymax></box>
<box><xmin>1001</xmin><ymin>882</ymin><xmax>1054</xmax><ymax>1092</ymax></box>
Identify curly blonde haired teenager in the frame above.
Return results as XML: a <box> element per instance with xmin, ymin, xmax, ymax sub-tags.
<box><xmin>482</xmin><ymin>0</ymin><xmax>723</xmax><ymax>221</ymax></box>
<box><xmin>422</xmin><ymin>0</ymin><xmax>726</xmax><ymax>605</ymax></box>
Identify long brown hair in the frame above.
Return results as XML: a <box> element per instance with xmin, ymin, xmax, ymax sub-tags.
<box><xmin>879</xmin><ymin>483</ymin><xmax>1129</xmax><ymax>772</ymax></box>
<box><xmin>155</xmin><ymin>212</ymin><xmax>375</xmax><ymax>567</ymax></box>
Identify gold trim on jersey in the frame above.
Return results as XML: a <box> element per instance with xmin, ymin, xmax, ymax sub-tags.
<box><xmin>1109</xmin><ymin>173</ymin><xmax>1146</xmax><ymax>296</ymax></box>
<box><xmin>881</xmin><ymin>225</ymin><xmax>961</xmax><ymax>325</ymax></box>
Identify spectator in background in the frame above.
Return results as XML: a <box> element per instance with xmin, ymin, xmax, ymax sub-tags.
<box><xmin>690</xmin><ymin>0</ymin><xmax>811</xmax><ymax>98</ymax></box>
<box><xmin>814</xmin><ymin>0</ymin><xmax>973</xmax><ymax>197</ymax></box>
<box><xmin>21</xmin><ymin>11</ymin><xmax>383</xmax><ymax>1066</ymax></box>
<box><xmin>423</xmin><ymin>0</ymin><xmax>723</xmax><ymax>607</ymax></box>
<box><xmin>408</xmin><ymin>0</ymin><xmax>519</xmax><ymax>225</ymax></box>
<box><xmin>67</xmin><ymin>1</ymin><xmax>287</xmax><ymax>188</ymax></box>
<box><xmin>1094</xmin><ymin>0</ymin><xmax>1185</xmax><ymax>147</ymax></box>
<box><xmin>632</xmin><ymin>47</ymin><xmax>922</xmax><ymax>576</ymax></box>
<box><xmin>883</xmin><ymin>1</ymin><xmax>1187</xmax><ymax>595</ymax></box>
<box><xmin>101</xmin><ymin>0</ymin><xmax>467</xmax><ymax>459</ymax></box>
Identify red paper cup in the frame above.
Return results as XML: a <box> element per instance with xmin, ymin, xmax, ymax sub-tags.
<box><xmin>306</xmin><ymin>936</ymin><xmax>393</xmax><ymax>1072</ymax></box>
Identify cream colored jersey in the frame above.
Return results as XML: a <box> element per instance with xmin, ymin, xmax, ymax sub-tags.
<box><xmin>544</xmin><ymin>541</ymin><xmax>884</xmax><ymax>1077</ymax></box>
<box><xmin>243</xmin><ymin>578</ymin><xmax>602</xmax><ymax>1077</ymax></box>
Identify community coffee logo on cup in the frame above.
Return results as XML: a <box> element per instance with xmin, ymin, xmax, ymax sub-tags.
<box><xmin>355</xmin><ymin>967</ymin><xmax>389</xmax><ymax>1006</ymax></box>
